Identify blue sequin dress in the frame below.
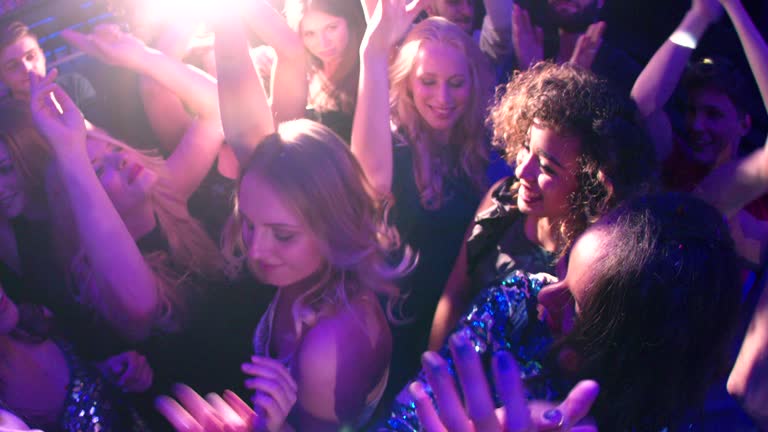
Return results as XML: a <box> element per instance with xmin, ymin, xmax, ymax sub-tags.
<box><xmin>57</xmin><ymin>340</ymin><xmax>151</xmax><ymax>432</ymax></box>
<box><xmin>377</xmin><ymin>271</ymin><xmax>567</xmax><ymax>432</ymax></box>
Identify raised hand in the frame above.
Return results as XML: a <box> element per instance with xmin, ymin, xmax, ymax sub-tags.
<box><xmin>242</xmin><ymin>356</ymin><xmax>298</xmax><ymax>432</ymax></box>
<box><xmin>512</xmin><ymin>4</ymin><xmax>544</xmax><ymax>70</ymax></box>
<box><xmin>411</xmin><ymin>333</ymin><xmax>599</xmax><ymax>431</ymax></box>
<box><xmin>28</xmin><ymin>70</ymin><xmax>87</xmax><ymax>155</ymax></box>
<box><xmin>156</xmin><ymin>385</ymin><xmax>257</xmax><ymax>432</ymax></box>
<box><xmin>61</xmin><ymin>24</ymin><xmax>149</xmax><ymax>70</ymax></box>
<box><xmin>363</xmin><ymin>0</ymin><xmax>427</xmax><ymax>54</ymax></box>
<box><xmin>570</xmin><ymin>21</ymin><xmax>606</xmax><ymax>70</ymax></box>
<box><xmin>97</xmin><ymin>351</ymin><xmax>154</xmax><ymax>393</ymax></box>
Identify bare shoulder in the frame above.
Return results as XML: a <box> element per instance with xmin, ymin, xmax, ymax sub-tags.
<box><xmin>297</xmin><ymin>292</ymin><xmax>391</xmax><ymax>365</ymax></box>
<box><xmin>293</xmin><ymin>291</ymin><xmax>393</xmax><ymax>424</ymax></box>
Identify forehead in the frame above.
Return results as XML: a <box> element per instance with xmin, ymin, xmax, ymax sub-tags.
<box><xmin>566</xmin><ymin>229</ymin><xmax>607</xmax><ymax>298</ymax></box>
<box><xmin>85</xmin><ymin>136</ymin><xmax>115</xmax><ymax>159</ymax></box>
<box><xmin>412</xmin><ymin>41</ymin><xmax>469</xmax><ymax>75</ymax></box>
<box><xmin>0</xmin><ymin>36</ymin><xmax>40</xmax><ymax>61</ymax></box>
<box><xmin>688</xmin><ymin>88</ymin><xmax>741</xmax><ymax>114</ymax></box>
<box><xmin>301</xmin><ymin>10</ymin><xmax>345</xmax><ymax>31</ymax></box>
<box><xmin>528</xmin><ymin>122</ymin><xmax>582</xmax><ymax>169</ymax></box>
<box><xmin>239</xmin><ymin>172</ymin><xmax>303</xmax><ymax>226</ymax></box>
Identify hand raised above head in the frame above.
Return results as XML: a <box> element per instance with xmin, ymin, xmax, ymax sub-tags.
<box><xmin>363</xmin><ymin>0</ymin><xmax>427</xmax><ymax>54</ymax></box>
<box><xmin>511</xmin><ymin>4</ymin><xmax>543</xmax><ymax>70</ymax></box>
<box><xmin>61</xmin><ymin>24</ymin><xmax>149</xmax><ymax>70</ymax></box>
<box><xmin>28</xmin><ymin>69</ymin><xmax>87</xmax><ymax>155</ymax></box>
<box><xmin>569</xmin><ymin>21</ymin><xmax>606</xmax><ymax>70</ymax></box>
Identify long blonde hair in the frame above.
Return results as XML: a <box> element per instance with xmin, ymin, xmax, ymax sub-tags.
<box><xmin>57</xmin><ymin>130</ymin><xmax>227</xmax><ymax>331</ymax></box>
<box><xmin>389</xmin><ymin>17</ymin><xmax>492</xmax><ymax>209</ymax></box>
<box><xmin>223</xmin><ymin>120</ymin><xmax>414</xmax><ymax>333</ymax></box>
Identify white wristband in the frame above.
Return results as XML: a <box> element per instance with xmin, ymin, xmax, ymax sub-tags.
<box><xmin>669</xmin><ymin>30</ymin><xmax>698</xmax><ymax>49</ymax></box>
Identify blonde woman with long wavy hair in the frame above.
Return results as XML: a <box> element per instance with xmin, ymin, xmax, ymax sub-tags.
<box><xmin>151</xmin><ymin>15</ymin><xmax>413</xmax><ymax>432</ymax></box>
<box><xmin>40</xmin><ymin>25</ymin><xmax>229</xmax><ymax>343</ymax></box>
<box><xmin>350</xmin><ymin>0</ymin><xmax>494</xmax><ymax>407</ymax></box>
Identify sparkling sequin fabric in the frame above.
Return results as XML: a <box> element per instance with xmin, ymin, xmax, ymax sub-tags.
<box><xmin>378</xmin><ymin>271</ymin><xmax>566</xmax><ymax>432</ymax></box>
<box><xmin>59</xmin><ymin>341</ymin><xmax>151</xmax><ymax>432</ymax></box>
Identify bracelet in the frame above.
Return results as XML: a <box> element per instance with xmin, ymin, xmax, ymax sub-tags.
<box><xmin>669</xmin><ymin>30</ymin><xmax>698</xmax><ymax>49</ymax></box>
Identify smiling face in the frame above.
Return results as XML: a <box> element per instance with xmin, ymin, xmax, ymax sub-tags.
<box><xmin>238</xmin><ymin>172</ymin><xmax>326</xmax><ymax>288</ymax></box>
<box><xmin>300</xmin><ymin>10</ymin><xmax>350</xmax><ymax>67</ymax></box>
<box><xmin>684</xmin><ymin>87</ymin><xmax>750</xmax><ymax>167</ymax></box>
<box><xmin>514</xmin><ymin>123</ymin><xmax>581</xmax><ymax>220</ymax></box>
<box><xmin>86</xmin><ymin>136</ymin><xmax>158</xmax><ymax>217</ymax></box>
<box><xmin>0</xmin><ymin>35</ymin><xmax>45</xmax><ymax>99</ymax></box>
<box><xmin>409</xmin><ymin>41</ymin><xmax>471</xmax><ymax>134</ymax></box>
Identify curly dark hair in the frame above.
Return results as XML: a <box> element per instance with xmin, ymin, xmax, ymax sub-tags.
<box><xmin>561</xmin><ymin>192</ymin><xmax>742</xmax><ymax>430</ymax></box>
<box><xmin>488</xmin><ymin>61</ymin><xmax>657</xmax><ymax>254</ymax></box>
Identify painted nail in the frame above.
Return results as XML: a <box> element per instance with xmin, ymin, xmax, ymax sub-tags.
<box><xmin>542</xmin><ymin>408</ymin><xmax>564</xmax><ymax>426</ymax></box>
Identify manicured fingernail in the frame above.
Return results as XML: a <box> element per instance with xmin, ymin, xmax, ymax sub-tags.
<box><xmin>422</xmin><ymin>351</ymin><xmax>442</xmax><ymax>371</ymax></box>
<box><xmin>542</xmin><ymin>408</ymin><xmax>564</xmax><ymax>426</ymax></box>
<box><xmin>450</xmin><ymin>333</ymin><xmax>470</xmax><ymax>355</ymax></box>
<box><xmin>408</xmin><ymin>381</ymin><xmax>427</xmax><ymax>400</ymax></box>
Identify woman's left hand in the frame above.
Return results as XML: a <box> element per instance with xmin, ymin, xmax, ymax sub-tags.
<box><xmin>28</xmin><ymin>70</ymin><xmax>87</xmax><ymax>156</ymax></box>
<box><xmin>411</xmin><ymin>333</ymin><xmax>600</xmax><ymax>431</ymax></box>
<box><xmin>156</xmin><ymin>385</ymin><xmax>257</xmax><ymax>432</ymax></box>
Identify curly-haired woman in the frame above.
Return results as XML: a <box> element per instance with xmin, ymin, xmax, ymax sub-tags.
<box><xmin>429</xmin><ymin>61</ymin><xmax>658</xmax><ymax>349</ymax></box>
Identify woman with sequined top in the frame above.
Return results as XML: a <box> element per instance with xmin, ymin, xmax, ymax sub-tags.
<box><xmin>0</xmin><ymin>283</ymin><xmax>152</xmax><ymax>432</ymax></box>
<box><xmin>383</xmin><ymin>192</ymin><xmax>743</xmax><ymax>431</ymax></box>
<box><xmin>428</xmin><ymin>61</ymin><xmax>658</xmax><ymax>351</ymax></box>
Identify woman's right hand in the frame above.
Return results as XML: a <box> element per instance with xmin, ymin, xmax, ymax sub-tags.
<box><xmin>28</xmin><ymin>70</ymin><xmax>87</xmax><ymax>157</ymax></box>
<box><xmin>242</xmin><ymin>356</ymin><xmax>298</xmax><ymax>432</ymax></box>
<box><xmin>362</xmin><ymin>0</ymin><xmax>426</xmax><ymax>54</ymax></box>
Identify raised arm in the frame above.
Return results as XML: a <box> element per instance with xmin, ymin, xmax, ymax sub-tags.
<box><xmin>351</xmin><ymin>0</ymin><xmax>423</xmax><ymax>196</ymax></box>
<box><xmin>214</xmin><ymin>15</ymin><xmax>276</xmax><ymax>166</ymax></box>
<box><xmin>243</xmin><ymin>0</ymin><xmax>309</xmax><ymax>123</ymax></box>
<box><xmin>721</xmin><ymin>0</ymin><xmax>768</xmax><ymax>115</ymax></box>
<box><xmin>631</xmin><ymin>0</ymin><xmax>722</xmax><ymax>116</ymax></box>
<box><xmin>30</xmin><ymin>72</ymin><xmax>158</xmax><ymax>342</ymax></box>
<box><xmin>61</xmin><ymin>26</ymin><xmax>224</xmax><ymax>199</ymax></box>
<box><xmin>477</xmin><ymin>0</ymin><xmax>513</xmax><ymax>64</ymax></box>
<box><xmin>694</xmin><ymin>140</ymin><xmax>768</xmax><ymax>218</ymax></box>
<box><xmin>139</xmin><ymin>20</ymin><xmax>202</xmax><ymax>153</ymax></box>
